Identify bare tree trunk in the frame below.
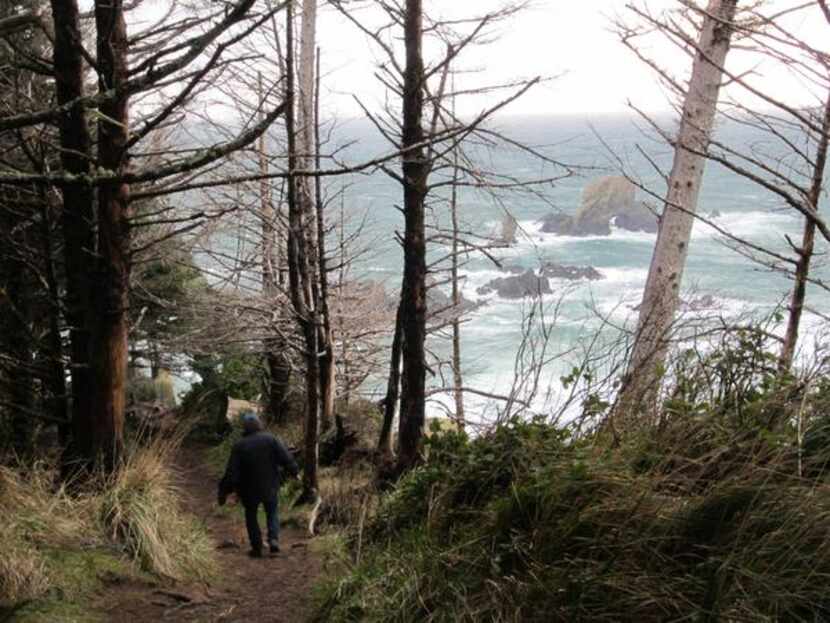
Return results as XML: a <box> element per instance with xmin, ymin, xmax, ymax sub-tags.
<box><xmin>90</xmin><ymin>0</ymin><xmax>131</xmax><ymax>469</ymax></box>
<box><xmin>258</xmin><ymin>73</ymin><xmax>292</xmax><ymax>424</ymax></box>
<box><xmin>285</xmin><ymin>1</ymin><xmax>319</xmax><ymax>501</ymax></box>
<box><xmin>313</xmin><ymin>50</ymin><xmax>338</xmax><ymax>437</ymax></box>
<box><xmin>449</xmin><ymin>136</ymin><xmax>465</xmax><ymax>431</ymax></box>
<box><xmin>338</xmin><ymin>195</ymin><xmax>350</xmax><ymax>407</ymax></box>
<box><xmin>780</xmin><ymin>92</ymin><xmax>830</xmax><ymax>371</ymax></box>
<box><xmin>49</xmin><ymin>0</ymin><xmax>97</xmax><ymax>472</ymax></box>
<box><xmin>617</xmin><ymin>0</ymin><xmax>738</xmax><ymax>423</ymax></box>
<box><xmin>396</xmin><ymin>0</ymin><xmax>428</xmax><ymax>473</ymax></box>
<box><xmin>378</xmin><ymin>301</ymin><xmax>403</xmax><ymax>460</ymax></box>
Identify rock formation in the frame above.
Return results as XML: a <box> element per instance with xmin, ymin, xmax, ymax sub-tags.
<box><xmin>476</xmin><ymin>269</ymin><xmax>551</xmax><ymax>299</ymax></box>
<box><xmin>503</xmin><ymin>262</ymin><xmax>604</xmax><ymax>281</ymax></box>
<box><xmin>500</xmin><ymin>214</ymin><xmax>518</xmax><ymax>245</ymax></box>
<box><xmin>426</xmin><ymin>285</ymin><xmax>483</xmax><ymax>315</ymax></box>
<box><xmin>540</xmin><ymin>262</ymin><xmax>603</xmax><ymax>281</ymax></box>
<box><xmin>539</xmin><ymin>176</ymin><xmax>658</xmax><ymax>236</ymax></box>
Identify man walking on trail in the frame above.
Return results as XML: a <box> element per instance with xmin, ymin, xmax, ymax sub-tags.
<box><xmin>218</xmin><ymin>411</ymin><xmax>299</xmax><ymax>558</ymax></box>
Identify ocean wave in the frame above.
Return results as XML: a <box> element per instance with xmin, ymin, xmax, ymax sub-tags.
<box><xmin>493</xmin><ymin>210</ymin><xmax>799</xmax><ymax>250</ymax></box>
<box><xmin>593</xmin><ymin>267</ymin><xmax>649</xmax><ymax>285</ymax></box>
<box><xmin>691</xmin><ymin>210</ymin><xmax>798</xmax><ymax>241</ymax></box>
<box><xmin>507</xmin><ymin>219</ymin><xmax>658</xmax><ymax>248</ymax></box>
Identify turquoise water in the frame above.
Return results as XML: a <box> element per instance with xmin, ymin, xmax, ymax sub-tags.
<box><xmin>323</xmin><ymin>113</ymin><xmax>829</xmax><ymax>421</ymax></box>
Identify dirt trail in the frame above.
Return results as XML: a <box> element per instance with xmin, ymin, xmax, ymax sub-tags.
<box><xmin>96</xmin><ymin>446</ymin><xmax>322</xmax><ymax>622</ymax></box>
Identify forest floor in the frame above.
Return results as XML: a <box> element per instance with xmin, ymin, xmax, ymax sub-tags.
<box><xmin>92</xmin><ymin>445</ymin><xmax>323</xmax><ymax>623</ymax></box>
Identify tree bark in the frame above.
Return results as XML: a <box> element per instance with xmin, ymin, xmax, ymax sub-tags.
<box><xmin>780</xmin><ymin>91</ymin><xmax>830</xmax><ymax>371</ymax></box>
<box><xmin>286</xmin><ymin>0</ymin><xmax>319</xmax><ymax>501</ymax></box>
<box><xmin>378</xmin><ymin>301</ymin><xmax>403</xmax><ymax>460</ymax></box>
<box><xmin>49</xmin><ymin>0</ymin><xmax>97</xmax><ymax>471</ymax></box>
<box><xmin>449</xmin><ymin>137</ymin><xmax>465</xmax><ymax>431</ymax></box>
<box><xmin>396</xmin><ymin>0</ymin><xmax>428</xmax><ymax>473</ymax></box>
<box><xmin>90</xmin><ymin>0</ymin><xmax>131</xmax><ymax>469</ymax></box>
<box><xmin>313</xmin><ymin>49</ymin><xmax>338</xmax><ymax>437</ymax></box>
<box><xmin>258</xmin><ymin>73</ymin><xmax>292</xmax><ymax>424</ymax></box>
<box><xmin>617</xmin><ymin>0</ymin><xmax>738</xmax><ymax>423</ymax></box>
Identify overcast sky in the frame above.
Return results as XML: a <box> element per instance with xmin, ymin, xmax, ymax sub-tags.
<box><xmin>316</xmin><ymin>0</ymin><xmax>675</xmax><ymax>117</ymax></box>
<box><xmin>312</xmin><ymin>0</ymin><xmax>825</xmax><ymax>118</ymax></box>
<box><xmin>120</xmin><ymin>0</ymin><xmax>825</xmax><ymax>119</ymax></box>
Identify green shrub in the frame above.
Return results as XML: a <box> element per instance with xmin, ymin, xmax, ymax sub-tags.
<box><xmin>314</xmin><ymin>418</ymin><xmax>830</xmax><ymax>622</ymax></box>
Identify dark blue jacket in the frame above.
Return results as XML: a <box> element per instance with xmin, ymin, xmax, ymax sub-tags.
<box><xmin>218</xmin><ymin>431</ymin><xmax>299</xmax><ymax>506</ymax></box>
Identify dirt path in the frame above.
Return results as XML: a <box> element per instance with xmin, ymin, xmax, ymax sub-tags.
<box><xmin>96</xmin><ymin>445</ymin><xmax>322</xmax><ymax>622</ymax></box>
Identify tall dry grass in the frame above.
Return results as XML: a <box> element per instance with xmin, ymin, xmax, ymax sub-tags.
<box><xmin>0</xmin><ymin>425</ymin><xmax>216</xmax><ymax>613</ymax></box>
<box><xmin>99</xmin><ymin>428</ymin><xmax>216</xmax><ymax>581</ymax></box>
<box><xmin>0</xmin><ymin>463</ymin><xmax>97</xmax><ymax>610</ymax></box>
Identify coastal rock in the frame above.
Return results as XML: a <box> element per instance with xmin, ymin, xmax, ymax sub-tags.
<box><xmin>502</xmin><ymin>262</ymin><xmax>603</xmax><ymax>281</ymax></box>
<box><xmin>538</xmin><ymin>212</ymin><xmax>572</xmax><ymax>235</ymax></box>
<box><xmin>502</xmin><ymin>264</ymin><xmax>527</xmax><ymax>275</ymax></box>
<box><xmin>538</xmin><ymin>176</ymin><xmax>658</xmax><ymax>236</ymax></box>
<box><xmin>500</xmin><ymin>214</ymin><xmax>519</xmax><ymax>244</ymax></box>
<box><xmin>613</xmin><ymin>206</ymin><xmax>658</xmax><ymax>233</ymax></box>
<box><xmin>427</xmin><ymin>285</ymin><xmax>484</xmax><ymax>315</ymax></box>
<box><xmin>476</xmin><ymin>269</ymin><xmax>551</xmax><ymax>299</ymax></box>
<box><xmin>541</xmin><ymin>261</ymin><xmax>603</xmax><ymax>281</ymax></box>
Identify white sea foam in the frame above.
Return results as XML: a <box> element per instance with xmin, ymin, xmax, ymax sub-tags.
<box><xmin>691</xmin><ymin>210</ymin><xmax>799</xmax><ymax>241</ymax></box>
<box><xmin>502</xmin><ymin>211</ymin><xmax>800</xmax><ymax>250</ymax></box>
<box><xmin>506</xmin><ymin>219</ymin><xmax>659</xmax><ymax>249</ymax></box>
<box><xmin>594</xmin><ymin>267</ymin><xmax>649</xmax><ymax>285</ymax></box>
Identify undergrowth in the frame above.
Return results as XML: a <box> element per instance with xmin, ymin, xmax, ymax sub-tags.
<box><xmin>313</xmin><ymin>329</ymin><xmax>830</xmax><ymax>622</ymax></box>
<box><xmin>0</xmin><ymin>431</ymin><xmax>216</xmax><ymax>620</ymax></box>
<box><xmin>99</xmin><ymin>432</ymin><xmax>216</xmax><ymax>581</ymax></box>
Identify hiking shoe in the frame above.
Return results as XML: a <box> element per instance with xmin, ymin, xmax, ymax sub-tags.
<box><xmin>269</xmin><ymin>540</ymin><xmax>280</xmax><ymax>554</ymax></box>
<box><xmin>248</xmin><ymin>548</ymin><xmax>263</xmax><ymax>559</ymax></box>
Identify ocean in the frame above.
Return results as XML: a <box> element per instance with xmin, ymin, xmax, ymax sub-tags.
<box><xmin>321</xmin><ymin>113</ymin><xmax>829</xmax><ymax>422</ymax></box>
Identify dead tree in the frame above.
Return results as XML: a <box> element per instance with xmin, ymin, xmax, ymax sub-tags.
<box><xmin>616</xmin><ymin>0</ymin><xmax>740</xmax><ymax>424</ymax></box>
<box><xmin>396</xmin><ymin>0</ymin><xmax>430</xmax><ymax>472</ymax></box>
<box><xmin>256</xmin><ymin>72</ymin><xmax>292</xmax><ymax>424</ymax></box>
<box><xmin>618</xmin><ymin>1</ymin><xmax>830</xmax><ymax>385</ymax></box>
<box><xmin>313</xmin><ymin>50</ymin><xmax>339</xmax><ymax>439</ymax></box>
<box><xmin>781</xmin><ymin>91</ymin><xmax>830</xmax><ymax>370</ymax></box>
<box><xmin>330</xmin><ymin>0</ymin><xmax>562</xmax><ymax>467</ymax></box>
<box><xmin>284</xmin><ymin>0</ymin><xmax>320</xmax><ymax>500</ymax></box>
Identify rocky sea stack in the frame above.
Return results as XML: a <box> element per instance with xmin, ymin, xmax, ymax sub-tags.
<box><xmin>539</xmin><ymin>175</ymin><xmax>658</xmax><ymax>236</ymax></box>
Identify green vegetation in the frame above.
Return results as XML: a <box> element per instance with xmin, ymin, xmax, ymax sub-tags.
<box><xmin>312</xmin><ymin>332</ymin><xmax>830</xmax><ymax>622</ymax></box>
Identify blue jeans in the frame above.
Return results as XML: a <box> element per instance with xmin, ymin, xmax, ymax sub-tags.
<box><xmin>243</xmin><ymin>497</ymin><xmax>279</xmax><ymax>551</ymax></box>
